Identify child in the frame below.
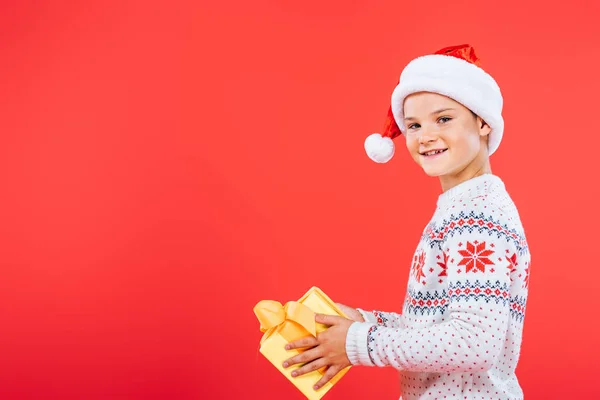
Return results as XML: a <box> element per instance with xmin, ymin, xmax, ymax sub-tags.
<box><xmin>282</xmin><ymin>44</ymin><xmax>531</xmax><ymax>399</ymax></box>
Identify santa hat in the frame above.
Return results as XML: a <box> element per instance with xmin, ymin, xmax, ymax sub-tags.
<box><xmin>364</xmin><ymin>44</ymin><xmax>504</xmax><ymax>163</ymax></box>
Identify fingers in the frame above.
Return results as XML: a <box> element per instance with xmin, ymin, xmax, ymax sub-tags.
<box><xmin>282</xmin><ymin>347</ymin><xmax>320</xmax><ymax>369</ymax></box>
<box><xmin>285</xmin><ymin>335</ymin><xmax>318</xmax><ymax>351</ymax></box>
<box><xmin>315</xmin><ymin>313</ymin><xmax>344</xmax><ymax>325</ymax></box>
<box><xmin>289</xmin><ymin>357</ymin><xmax>327</xmax><ymax>378</ymax></box>
<box><xmin>335</xmin><ymin>303</ymin><xmax>355</xmax><ymax>314</ymax></box>
<box><xmin>313</xmin><ymin>365</ymin><xmax>341</xmax><ymax>390</ymax></box>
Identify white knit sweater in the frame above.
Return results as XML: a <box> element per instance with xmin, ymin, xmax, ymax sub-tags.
<box><xmin>346</xmin><ymin>174</ymin><xmax>530</xmax><ymax>400</ymax></box>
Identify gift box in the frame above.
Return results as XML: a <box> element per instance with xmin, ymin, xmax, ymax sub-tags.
<box><xmin>253</xmin><ymin>286</ymin><xmax>351</xmax><ymax>400</ymax></box>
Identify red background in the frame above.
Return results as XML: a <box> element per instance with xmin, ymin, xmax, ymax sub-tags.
<box><xmin>1</xmin><ymin>1</ymin><xmax>599</xmax><ymax>399</ymax></box>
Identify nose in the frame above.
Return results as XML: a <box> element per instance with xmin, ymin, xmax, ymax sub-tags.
<box><xmin>417</xmin><ymin>128</ymin><xmax>438</xmax><ymax>144</ymax></box>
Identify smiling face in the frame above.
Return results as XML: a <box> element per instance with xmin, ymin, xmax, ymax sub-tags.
<box><xmin>403</xmin><ymin>92</ymin><xmax>492</xmax><ymax>190</ymax></box>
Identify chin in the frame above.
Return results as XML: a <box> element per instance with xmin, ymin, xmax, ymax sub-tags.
<box><xmin>421</xmin><ymin>166</ymin><xmax>446</xmax><ymax>177</ymax></box>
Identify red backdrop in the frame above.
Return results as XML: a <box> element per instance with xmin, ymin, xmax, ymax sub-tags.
<box><xmin>1</xmin><ymin>1</ymin><xmax>599</xmax><ymax>399</ymax></box>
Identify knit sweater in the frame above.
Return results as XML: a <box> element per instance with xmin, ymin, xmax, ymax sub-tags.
<box><xmin>345</xmin><ymin>174</ymin><xmax>530</xmax><ymax>400</ymax></box>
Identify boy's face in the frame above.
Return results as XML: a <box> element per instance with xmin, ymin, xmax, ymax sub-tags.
<box><xmin>402</xmin><ymin>92</ymin><xmax>491</xmax><ymax>178</ymax></box>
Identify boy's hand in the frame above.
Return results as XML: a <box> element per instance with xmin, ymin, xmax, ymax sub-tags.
<box><xmin>282</xmin><ymin>314</ymin><xmax>354</xmax><ymax>391</ymax></box>
<box><xmin>335</xmin><ymin>303</ymin><xmax>365</xmax><ymax>322</ymax></box>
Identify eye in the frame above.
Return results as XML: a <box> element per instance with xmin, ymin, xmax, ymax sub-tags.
<box><xmin>438</xmin><ymin>116</ymin><xmax>452</xmax><ymax>124</ymax></box>
<box><xmin>408</xmin><ymin>123</ymin><xmax>420</xmax><ymax>130</ymax></box>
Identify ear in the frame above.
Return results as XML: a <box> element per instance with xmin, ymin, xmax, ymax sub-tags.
<box><xmin>478</xmin><ymin>117</ymin><xmax>492</xmax><ymax>137</ymax></box>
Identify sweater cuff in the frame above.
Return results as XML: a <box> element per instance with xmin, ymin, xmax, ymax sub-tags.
<box><xmin>356</xmin><ymin>308</ymin><xmax>379</xmax><ymax>324</ymax></box>
<box><xmin>345</xmin><ymin>322</ymin><xmax>375</xmax><ymax>366</ymax></box>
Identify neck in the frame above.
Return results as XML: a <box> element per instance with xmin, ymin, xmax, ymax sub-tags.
<box><xmin>439</xmin><ymin>155</ymin><xmax>492</xmax><ymax>192</ymax></box>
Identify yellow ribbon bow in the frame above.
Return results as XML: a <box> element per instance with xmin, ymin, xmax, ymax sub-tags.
<box><xmin>253</xmin><ymin>300</ymin><xmax>317</xmax><ymax>344</ymax></box>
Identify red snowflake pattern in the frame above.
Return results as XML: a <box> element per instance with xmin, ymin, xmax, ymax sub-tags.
<box><xmin>524</xmin><ymin>265</ymin><xmax>530</xmax><ymax>288</ymax></box>
<box><xmin>437</xmin><ymin>251</ymin><xmax>448</xmax><ymax>277</ymax></box>
<box><xmin>457</xmin><ymin>241</ymin><xmax>495</xmax><ymax>273</ymax></box>
<box><xmin>506</xmin><ymin>253</ymin><xmax>518</xmax><ymax>279</ymax></box>
<box><xmin>412</xmin><ymin>250</ymin><xmax>426</xmax><ymax>282</ymax></box>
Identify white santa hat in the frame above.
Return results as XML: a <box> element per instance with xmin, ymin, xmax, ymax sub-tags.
<box><xmin>364</xmin><ymin>44</ymin><xmax>504</xmax><ymax>163</ymax></box>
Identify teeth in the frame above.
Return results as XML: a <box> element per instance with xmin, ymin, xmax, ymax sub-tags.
<box><xmin>424</xmin><ymin>149</ymin><xmax>445</xmax><ymax>156</ymax></box>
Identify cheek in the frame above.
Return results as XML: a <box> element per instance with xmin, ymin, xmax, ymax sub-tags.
<box><xmin>405</xmin><ymin>137</ymin><xmax>420</xmax><ymax>156</ymax></box>
<box><xmin>405</xmin><ymin>135</ymin><xmax>419</xmax><ymax>149</ymax></box>
<box><xmin>447</xmin><ymin>131</ymin><xmax>480</xmax><ymax>154</ymax></box>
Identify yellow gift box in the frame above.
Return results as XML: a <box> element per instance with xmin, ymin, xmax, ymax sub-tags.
<box><xmin>253</xmin><ymin>286</ymin><xmax>351</xmax><ymax>400</ymax></box>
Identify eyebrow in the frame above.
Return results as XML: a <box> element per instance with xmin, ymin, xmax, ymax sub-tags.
<box><xmin>404</xmin><ymin>108</ymin><xmax>456</xmax><ymax>121</ymax></box>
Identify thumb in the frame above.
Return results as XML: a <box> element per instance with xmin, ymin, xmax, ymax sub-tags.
<box><xmin>315</xmin><ymin>313</ymin><xmax>344</xmax><ymax>326</ymax></box>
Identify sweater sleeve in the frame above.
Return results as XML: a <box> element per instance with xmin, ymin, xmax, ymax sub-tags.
<box><xmin>356</xmin><ymin>308</ymin><xmax>404</xmax><ymax>328</ymax></box>
<box><xmin>346</xmin><ymin>207</ymin><xmax>515</xmax><ymax>372</ymax></box>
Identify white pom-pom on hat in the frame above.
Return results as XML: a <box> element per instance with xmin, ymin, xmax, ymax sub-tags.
<box><xmin>364</xmin><ymin>105</ymin><xmax>402</xmax><ymax>163</ymax></box>
<box><xmin>365</xmin><ymin>133</ymin><xmax>395</xmax><ymax>163</ymax></box>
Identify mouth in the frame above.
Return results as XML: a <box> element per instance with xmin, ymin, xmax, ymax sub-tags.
<box><xmin>420</xmin><ymin>148</ymin><xmax>448</xmax><ymax>157</ymax></box>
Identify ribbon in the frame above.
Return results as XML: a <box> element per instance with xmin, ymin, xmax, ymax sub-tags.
<box><xmin>253</xmin><ymin>300</ymin><xmax>317</xmax><ymax>344</ymax></box>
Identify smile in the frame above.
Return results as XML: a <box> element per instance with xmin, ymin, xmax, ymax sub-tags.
<box><xmin>421</xmin><ymin>149</ymin><xmax>448</xmax><ymax>157</ymax></box>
